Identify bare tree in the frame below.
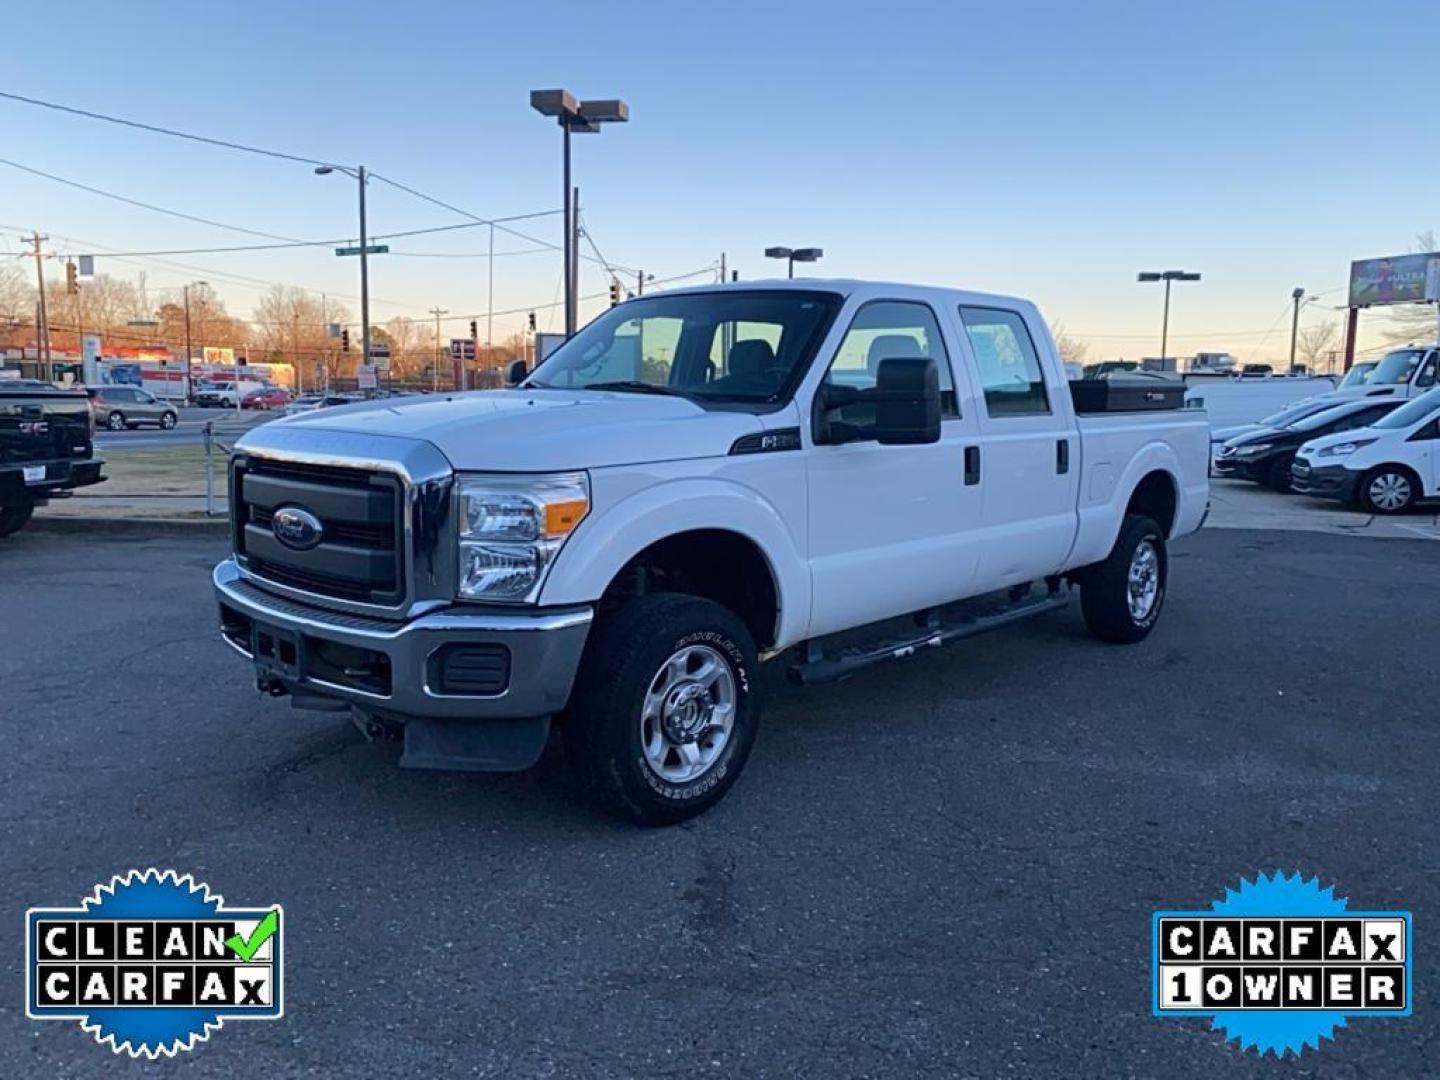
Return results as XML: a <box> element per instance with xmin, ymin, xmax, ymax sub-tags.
<box><xmin>0</xmin><ymin>264</ymin><xmax>32</xmax><ymax>329</ymax></box>
<box><xmin>1296</xmin><ymin>322</ymin><xmax>1340</xmax><ymax>372</ymax></box>
<box><xmin>1380</xmin><ymin>230</ymin><xmax>1440</xmax><ymax>345</ymax></box>
<box><xmin>251</xmin><ymin>285</ymin><xmax>351</xmax><ymax>388</ymax></box>
<box><xmin>1049</xmin><ymin>321</ymin><xmax>1090</xmax><ymax>365</ymax></box>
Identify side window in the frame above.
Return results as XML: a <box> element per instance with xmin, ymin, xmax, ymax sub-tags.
<box><xmin>1416</xmin><ymin>355</ymin><xmax>1437</xmax><ymax>389</ymax></box>
<box><xmin>823</xmin><ymin>300</ymin><xmax>957</xmax><ymax>419</ymax></box>
<box><xmin>958</xmin><ymin>306</ymin><xmax>1050</xmax><ymax>417</ymax></box>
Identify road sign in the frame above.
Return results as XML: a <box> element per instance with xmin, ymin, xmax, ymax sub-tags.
<box><xmin>335</xmin><ymin>244</ymin><xmax>389</xmax><ymax>257</ymax></box>
<box><xmin>449</xmin><ymin>338</ymin><xmax>476</xmax><ymax>361</ymax></box>
<box><xmin>358</xmin><ymin>364</ymin><xmax>378</xmax><ymax>390</ymax></box>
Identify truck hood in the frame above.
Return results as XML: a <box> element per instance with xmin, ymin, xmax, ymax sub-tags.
<box><xmin>270</xmin><ymin>389</ymin><xmax>765</xmax><ymax>471</ymax></box>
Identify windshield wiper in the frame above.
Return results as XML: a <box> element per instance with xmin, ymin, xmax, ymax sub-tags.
<box><xmin>584</xmin><ymin>380</ymin><xmax>690</xmax><ymax>397</ymax></box>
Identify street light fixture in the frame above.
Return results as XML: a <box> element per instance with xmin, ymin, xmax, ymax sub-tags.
<box><xmin>530</xmin><ymin>89</ymin><xmax>629</xmax><ymax>337</ymax></box>
<box><xmin>1136</xmin><ymin>269</ymin><xmax>1201</xmax><ymax>363</ymax></box>
<box><xmin>764</xmin><ymin>246</ymin><xmax>824</xmax><ymax>279</ymax></box>
<box><xmin>315</xmin><ymin>164</ymin><xmax>371</xmax><ymax>378</ymax></box>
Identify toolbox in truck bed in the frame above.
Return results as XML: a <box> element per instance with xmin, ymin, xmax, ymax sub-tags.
<box><xmin>1068</xmin><ymin>376</ymin><xmax>1185</xmax><ymax>414</ymax></box>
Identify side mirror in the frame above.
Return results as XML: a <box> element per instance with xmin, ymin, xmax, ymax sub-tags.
<box><xmin>872</xmin><ymin>356</ymin><xmax>941</xmax><ymax>445</ymax></box>
<box><xmin>506</xmin><ymin>359</ymin><xmax>528</xmax><ymax>387</ymax></box>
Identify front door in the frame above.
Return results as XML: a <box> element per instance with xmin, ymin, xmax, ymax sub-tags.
<box><xmin>955</xmin><ymin>305</ymin><xmax>1080</xmax><ymax>588</ymax></box>
<box><xmin>806</xmin><ymin>299</ymin><xmax>983</xmax><ymax>638</ymax></box>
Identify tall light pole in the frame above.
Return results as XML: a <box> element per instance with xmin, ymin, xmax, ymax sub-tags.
<box><xmin>315</xmin><ymin>165</ymin><xmax>372</xmax><ymax>375</ymax></box>
<box><xmin>181</xmin><ymin>280</ymin><xmax>207</xmax><ymax>402</ymax></box>
<box><xmin>1289</xmin><ymin>287</ymin><xmax>1305</xmax><ymax>373</ymax></box>
<box><xmin>530</xmin><ymin>89</ymin><xmax>629</xmax><ymax>337</ymax></box>
<box><xmin>1137</xmin><ymin>270</ymin><xmax>1201</xmax><ymax>363</ymax></box>
<box><xmin>765</xmin><ymin>246</ymin><xmax>824</xmax><ymax>279</ymax></box>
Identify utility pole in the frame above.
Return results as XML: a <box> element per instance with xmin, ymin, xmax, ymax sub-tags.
<box><xmin>637</xmin><ymin>270</ymin><xmax>645</xmax><ymax>296</ymax></box>
<box><xmin>183</xmin><ymin>284</ymin><xmax>193</xmax><ymax>392</ymax></box>
<box><xmin>720</xmin><ymin>252</ymin><xmax>727</xmax><ymax>284</ymax></box>
<box><xmin>430</xmin><ymin>306</ymin><xmax>448</xmax><ymax>393</ymax></box>
<box><xmin>24</xmin><ymin>233</ymin><xmax>51</xmax><ymax>378</ymax></box>
<box><xmin>486</xmin><ymin>222</ymin><xmax>495</xmax><ymax>354</ymax></box>
<box><xmin>1288</xmin><ymin>287</ymin><xmax>1304</xmax><ymax>374</ymax></box>
<box><xmin>292</xmin><ymin>311</ymin><xmax>301</xmax><ymax>395</ymax></box>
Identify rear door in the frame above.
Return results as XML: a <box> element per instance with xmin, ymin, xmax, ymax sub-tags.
<box><xmin>955</xmin><ymin>305</ymin><xmax>1080</xmax><ymax>589</ymax></box>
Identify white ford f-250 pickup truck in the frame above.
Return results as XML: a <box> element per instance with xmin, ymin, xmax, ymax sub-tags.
<box><xmin>214</xmin><ymin>280</ymin><xmax>1209</xmax><ymax>824</ymax></box>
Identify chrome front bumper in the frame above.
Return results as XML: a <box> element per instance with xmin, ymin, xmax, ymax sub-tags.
<box><xmin>213</xmin><ymin>558</ymin><xmax>592</xmax><ymax>722</ymax></box>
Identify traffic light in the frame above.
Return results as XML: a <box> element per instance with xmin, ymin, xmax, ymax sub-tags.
<box><xmin>65</xmin><ymin>261</ymin><xmax>78</xmax><ymax>295</ymax></box>
<box><xmin>527</xmin><ymin>311</ymin><xmax>536</xmax><ymax>332</ymax></box>
<box><xmin>609</xmin><ymin>278</ymin><xmax>621</xmax><ymax>307</ymax></box>
<box><xmin>341</xmin><ymin>328</ymin><xmax>350</xmax><ymax>352</ymax></box>
<box><xmin>469</xmin><ymin>320</ymin><xmax>478</xmax><ymax>339</ymax></box>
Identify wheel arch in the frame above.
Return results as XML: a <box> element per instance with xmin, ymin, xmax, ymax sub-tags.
<box><xmin>539</xmin><ymin>479</ymin><xmax>807</xmax><ymax>650</ymax></box>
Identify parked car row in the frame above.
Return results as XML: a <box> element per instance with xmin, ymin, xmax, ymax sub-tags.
<box><xmin>1213</xmin><ymin>387</ymin><xmax>1440</xmax><ymax>514</ymax></box>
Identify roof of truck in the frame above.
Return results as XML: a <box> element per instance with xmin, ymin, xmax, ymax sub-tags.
<box><xmin>658</xmin><ymin>277</ymin><xmax>1036</xmax><ymax>310</ymax></box>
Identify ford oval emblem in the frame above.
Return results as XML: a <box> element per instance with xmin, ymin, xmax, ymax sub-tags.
<box><xmin>271</xmin><ymin>506</ymin><xmax>324</xmax><ymax>551</ymax></box>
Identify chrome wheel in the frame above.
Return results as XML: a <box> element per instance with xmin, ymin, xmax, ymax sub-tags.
<box><xmin>107</xmin><ymin>412</ymin><xmax>125</xmax><ymax>431</ymax></box>
<box><xmin>1127</xmin><ymin>539</ymin><xmax>1160</xmax><ymax>621</ymax></box>
<box><xmin>639</xmin><ymin>644</ymin><xmax>736</xmax><ymax>784</ymax></box>
<box><xmin>1368</xmin><ymin>473</ymin><xmax>1411</xmax><ymax>512</ymax></box>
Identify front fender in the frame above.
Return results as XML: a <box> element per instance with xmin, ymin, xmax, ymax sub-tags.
<box><xmin>538</xmin><ymin>477</ymin><xmax>810</xmax><ymax>649</ymax></box>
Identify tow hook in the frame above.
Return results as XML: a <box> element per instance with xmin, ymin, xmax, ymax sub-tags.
<box><xmin>257</xmin><ymin>676</ymin><xmax>290</xmax><ymax>697</ymax></box>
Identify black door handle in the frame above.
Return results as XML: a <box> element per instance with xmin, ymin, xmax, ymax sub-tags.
<box><xmin>1056</xmin><ymin>438</ymin><xmax>1069</xmax><ymax>474</ymax></box>
<box><xmin>964</xmin><ymin>445</ymin><xmax>981</xmax><ymax>485</ymax></box>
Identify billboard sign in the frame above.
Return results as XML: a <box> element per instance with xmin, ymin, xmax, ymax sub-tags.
<box><xmin>203</xmin><ymin>346</ymin><xmax>235</xmax><ymax>365</ymax></box>
<box><xmin>1348</xmin><ymin>252</ymin><xmax>1440</xmax><ymax>308</ymax></box>
<box><xmin>449</xmin><ymin>338</ymin><xmax>476</xmax><ymax>361</ymax></box>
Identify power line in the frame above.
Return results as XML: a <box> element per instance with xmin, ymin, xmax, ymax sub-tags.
<box><xmin>0</xmin><ymin>89</ymin><xmax>336</xmax><ymax>167</ymax></box>
<box><xmin>0</xmin><ymin>157</ymin><xmax>307</xmax><ymax>243</ymax></box>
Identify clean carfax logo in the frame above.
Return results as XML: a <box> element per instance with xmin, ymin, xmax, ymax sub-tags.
<box><xmin>1153</xmin><ymin>871</ymin><xmax>1411</xmax><ymax>1056</ymax></box>
<box><xmin>26</xmin><ymin>869</ymin><xmax>283</xmax><ymax>1058</ymax></box>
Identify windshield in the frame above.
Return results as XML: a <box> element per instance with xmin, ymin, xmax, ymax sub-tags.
<box><xmin>1368</xmin><ymin>349</ymin><xmax>1425</xmax><ymax>386</ymax></box>
<box><xmin>1336</xmin><ymin>362</ymin><xmax>1377</xmax><ymax>389</ymax></box>
<box><xmin>1291</xmin><ymin>402</ymin><xmax>1375</xmax><ymax>432</ymax></box>
<box><xmin>1264</xmin><ymin>399</ymin><xmax>1334</xmax><ymax>427</ymax></box>
<box><xmin>1371</xmin><ymin>386</ymin><xmax>1440</xmax><ymax>430</ymax></box>
<box><xmin>527</xmin><ymin>289</ymin><xmax>842</xmax><ymax>402</ymax></box>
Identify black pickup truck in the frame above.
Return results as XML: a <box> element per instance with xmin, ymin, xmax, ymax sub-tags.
<box><xmin>0</xmin><ymin>383</ymin><xmax>106</xmax><ymax>537</ymax></box>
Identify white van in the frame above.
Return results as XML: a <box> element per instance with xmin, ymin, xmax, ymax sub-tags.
<box><xmin>1292</xmin><ymin>387</ymin><xmax>1440</xmax><ymax>513</ymax></box>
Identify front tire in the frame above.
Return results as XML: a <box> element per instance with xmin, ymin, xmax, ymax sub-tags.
<box><xmin>1267</xmin><ymin>454</ymin><xmax>1295</xmax><ymax>492</ymax></box>
<box><xmin>0</xmin><ymin>498</ymin><xmax>35</xmax><ymax>538</ymax></box>
<box><xmin>563</xmin><ymin>593</ymin><xmax>759</xmax><ymax>826</ymax></box>
<box><xmin>160</xmin><ymin>411</ymin><xmax>177</xmax><ymax>430</ymax></box>
<box><xmin>1080</xmin><ymin>514</ymin><xmax>1167</xmax><ymax>644</ymax></box>
<box><xmin>1358</xmin><ymin>466</ymin><xmax>1418</xmax><ymax>514</ymax></box>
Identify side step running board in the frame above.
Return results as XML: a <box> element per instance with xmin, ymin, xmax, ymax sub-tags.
<box><xmin>788</xmin><ymin>585</ymin><xmax>1072</xmax><ymax>685</ymax></box>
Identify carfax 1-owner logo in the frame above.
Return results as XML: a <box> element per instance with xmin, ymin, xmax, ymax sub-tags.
<box><xmin>25</xmin><ymin>869</ymin><xmax>283</xmax><ymax>1058</ymax></box>
<box><xmin>1153</xmin><ymin>871</ymin><xmax>1412</xmax><ymax>1056</ymax></box>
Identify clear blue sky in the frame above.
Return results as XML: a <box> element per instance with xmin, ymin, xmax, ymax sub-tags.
<box><xmin>2</xmin><ymin>0</ymin><xmax>1434</xmax><ymax>362</ymax></box>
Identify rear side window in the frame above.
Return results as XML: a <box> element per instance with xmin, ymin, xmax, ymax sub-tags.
<box><xmin>958</xmin><ymin>306</ymin><xmax>1050</xmax><ymax>417</ymax></box>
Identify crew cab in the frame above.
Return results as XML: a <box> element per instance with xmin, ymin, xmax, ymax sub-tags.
<box><xmin>213</xmin><ymin>281</ymin><xmax>1209</xmax><ymax>824</ymax></box>
<box><xmin>0</xmin><ymin>384</ymin><xmax>106</xmax><ymax>537</ymax></box>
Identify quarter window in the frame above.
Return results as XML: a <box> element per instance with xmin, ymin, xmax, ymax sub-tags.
<box><xmin>958</xmin><ymin>306</ymin><xmax>1050</xmax><ymax>417</ymax></box>
<box><xmin>823</xmin><ymin>300</ymin><xmax>957</xmax><ymax>419</ymax></box>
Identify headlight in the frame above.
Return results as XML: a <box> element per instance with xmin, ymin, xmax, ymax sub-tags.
<box><xmin>456</xmin><ymin>473</ymin><xmax>589</xmax><ymax>602</ymax></box>
<box><xmin>1319</xmin><ymin>438</ymin><xmax>1376</xmax><ymax>458</ymax></box>
<box><xmin>1236</xmin><ymin>442</ymin><xmax>1272</xmax><ymax>455</ymax></box>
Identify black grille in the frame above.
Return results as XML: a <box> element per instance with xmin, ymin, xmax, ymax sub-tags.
<box><xmin>233</xmin><ymin>456</ymin><xmax>405</xmax><ymax>605</ymax></box>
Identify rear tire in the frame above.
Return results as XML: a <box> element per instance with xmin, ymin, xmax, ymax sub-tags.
<box><xmin>1080</xmin><ymin>514</ymin><xmax>1167</xmax><ymax>644</ymax></box>
<box><xmin>106</xmin><ymin>411</ymin><xmax>125</xmax><ymax>431</ymax></box>
<box><xmin>0</xmin><ymin>499</ymin><xmax>35</xmax><ymax>538</ymax></box>
<box><xmin>563</xmin><ymin>593</ymin><xmax>759</xmax><ymax>826</ymax></box>
<box><xmin>1358</xmin><ymin>466</ymin><xmax>1418</xmax><ymax>514</ymax></box>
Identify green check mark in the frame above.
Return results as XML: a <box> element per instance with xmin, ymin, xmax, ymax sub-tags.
<box><xmin>225</xmin><ymin>909</ymin><xmax>279</xmax><ymax>961</ymax></box>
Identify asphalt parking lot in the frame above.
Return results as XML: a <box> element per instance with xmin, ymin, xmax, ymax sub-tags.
<box><xmin>2</xmin><ymin>529</ymin><xmax>1437</xmax><ymax>1078</ymax></box>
